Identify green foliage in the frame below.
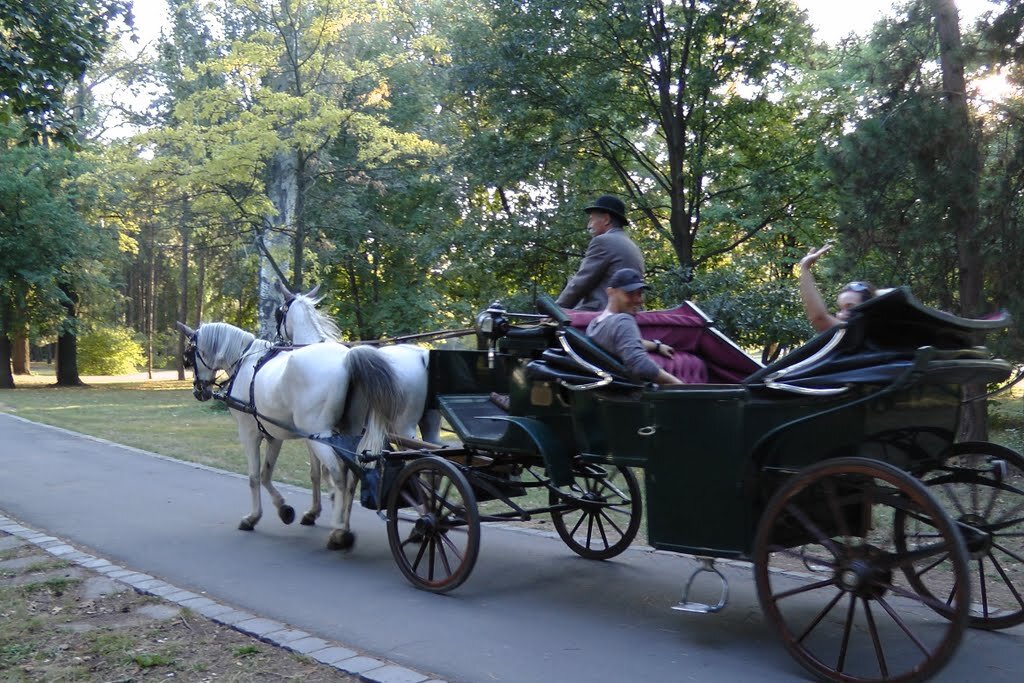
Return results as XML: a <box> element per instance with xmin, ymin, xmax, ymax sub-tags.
<box><xmin>0</xmin><ymin>0</ymin><xmax>132</xmax><ymax>141</ymax></box>
<box><xmin>0</xmin><ymin>121</ymin><xmax>117</xmax><ymax>335</ymax></box>
<box><xmin>77</xmin><ymin>325</ymin><xmax>145</xmax><ymax>375</ymax></box>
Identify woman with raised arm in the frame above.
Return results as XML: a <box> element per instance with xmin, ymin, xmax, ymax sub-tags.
<box><xmin>799</xmin><ymin>244</ymin><xmax>876</xmax><ymax>333</ymax></box>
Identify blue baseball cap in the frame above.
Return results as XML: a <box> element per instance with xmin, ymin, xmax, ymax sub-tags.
<box><xmin>607</xmin><ymin>268</ymin><xmax>648</xmax><ymax>292</ymax></box>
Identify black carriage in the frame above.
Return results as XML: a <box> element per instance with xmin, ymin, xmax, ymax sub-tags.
<box><xmin>367</xmin><ymin>287</ymin><xmax>1021</xmax><ymax>683</ymax></box>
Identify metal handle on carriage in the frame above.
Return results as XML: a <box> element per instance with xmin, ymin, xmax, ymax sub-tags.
<box><xmin>763</xmin><ymin>327</ymin><xmax>850</xmax><ymax>395</ymax></box>
<box><xmin>554</xmin><ymin>332</ymin><xmax>614</xmax><ymax>391</ymax></box>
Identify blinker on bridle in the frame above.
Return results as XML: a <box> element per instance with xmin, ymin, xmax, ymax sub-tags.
<box><xmin>275</xmin><ymin>302</ymin><xmax>290</xmax><ymax>342</ymax></box>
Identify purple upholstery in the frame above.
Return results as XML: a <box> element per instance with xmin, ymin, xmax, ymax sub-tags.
<box><xmin>567</xmin><ymin>304</ymin><xmax>761</xmax><ymax>384</ymax></box>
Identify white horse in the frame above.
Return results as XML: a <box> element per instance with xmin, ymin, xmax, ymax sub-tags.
<box><xmin>176</xmin><ymin>320</ymin><xmax>401</xmax><ymax>550</ymax></box>
<box><xmin>274</xmin><ymin>281</ymin><xmax>441</xmax><ymax>445</ymax></box>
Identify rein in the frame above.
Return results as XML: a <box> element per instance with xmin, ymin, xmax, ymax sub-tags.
<box><xmin>349</xmin><ymin>328</ymin><xmax>477</xmax><ymax>346</ymax></box>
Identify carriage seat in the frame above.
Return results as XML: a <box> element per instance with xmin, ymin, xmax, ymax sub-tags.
<box><xmin>524</xmin><ymin>328</ymin><xmax>645</xmax><ymax>390</ymax></box>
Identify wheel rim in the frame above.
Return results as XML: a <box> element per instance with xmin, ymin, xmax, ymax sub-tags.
<box><xmin>549</xmin><ymin>464</ymin><xmax>642</xmax><ymax>560</ymax></box>
<box><xmin>896</xmin><ymin>442</ymin><xmax>1024</xmax><ymax>630</ymax></box>
<box><xmin>386</xmin><ymin>457</ymin><xmax>480</xmax><ymax>593</ymax></box>
<box><xmin>754</xmin><ymin>457</ymin><xmax>969</xmax><ymax>683</ymax></box>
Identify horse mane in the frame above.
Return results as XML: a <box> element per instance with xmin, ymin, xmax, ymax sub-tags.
<box><xmin>200</xmin><ymin>322</ymin><xmax>272</xmax><ymax>362</ymax></box>
<box><xmin>288</xmin><ymin>294</ymin><xmax>343</xmax><ymax>342</ymax></box>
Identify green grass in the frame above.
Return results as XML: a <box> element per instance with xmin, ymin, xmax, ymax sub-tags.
<box><xmin>0</xmin><ymin>372</ymin><xmax>316</xmax><ymax>487</ymax></box>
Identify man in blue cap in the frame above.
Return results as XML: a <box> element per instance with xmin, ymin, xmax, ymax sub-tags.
<box><xmin>587</xmin><ymin>268</ymin><xmax>682</xmax><ymax>385</ymax></box>
<box><xmin>556</xmin><ymin>194</ymin><xmax>644</xmax><ymax>311</ymax></box>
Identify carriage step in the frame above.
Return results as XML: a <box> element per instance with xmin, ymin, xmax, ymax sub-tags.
<box><xmin>672</xmin><ymin>557</ymin><xmax>729</xmax><ymax>614</ymax></box>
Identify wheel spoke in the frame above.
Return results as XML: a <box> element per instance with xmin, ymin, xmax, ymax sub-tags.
<box><xmin>794</xmin><ymin>587</ymin><xmax>844</xmax><ymax>644</ymax></box>
<box><xmin>593</xmin><ymin>514</ymin><xmax>610</xmax><ymax>550</ymax></box>
<box><xmin>436</xmin><ymin>536</ymin><xmax>453</xmax><ymax>577</ymax></box>
<box><xmin>988</xmin><ymin>551</ymin><xmax>1024</xmax><ymax>608</ymax></box>
<box><xmin>879</xmin><ymin>579</ymin><xmax>961</xmax><ymax>617</ymax></box>
<box><xmin>597</xmin><ymin>508</ymin><xmax>626</xmax><ymax>539</ymax></box>
<box><xmin>782</xmin><ymin>502</ymin><xmax>842</xmax><ymax>558</ymax></box>
<box><xmin>773</xmin><ymin>577</ymin><xmax>839</xmax><ymax>602</ymax></box>
<box><xmin>992</xmin><ymin>498</ymin><xmax>1024</xmax><ymax>527</ymax></box>
<box><xmin>991</xmin><ymin>540</ymin><xmax>1024</xmax><ymax>564</ymax></box>
<box><xmin>977</xmin><ymin>557</ymin><xmax>990</xmax><ymax>617</ymax></box>
<box><xmin>409</xmin><ymin>535</ymin><xmax>428</xmax><ymax>572</ymax></box>
<box><xmin>861</xmin><ymin>597</ymin><xmax>889</xmax><ymax>679</ymax></box>
<box><xmin>873</xmin><ymin>595</ymin><xmax>932</xmax><ymax>656</ymax></box>
<box><xmin>836</xmin><ymin>592</ymin><xmax>857</xmax><ymax>673</ymax></box>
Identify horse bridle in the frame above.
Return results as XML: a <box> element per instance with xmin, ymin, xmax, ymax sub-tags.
<box><xmin>183</xmin><ymin>329</ymin><xmax>222</xmax><ymax>400</ymax></box>
<box><xmin>274</xmin><ymin>301</ymin><xmax>291</xmax><ymax>342</ymax></box>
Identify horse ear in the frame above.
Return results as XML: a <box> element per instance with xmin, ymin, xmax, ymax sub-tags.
<box><xmin>275</xmin><ymin>279</ymin><xmax>295</xmax><ymax>302</ymax></box>
<box><xmin>176</xmin><ymin>321</ymin><xmax>196</xmax><ymax>337</ymax></box>
<box><xmin>304</xmin><ymin>284</ymin><xmax>320</xmax><ymax>300</ymax></box>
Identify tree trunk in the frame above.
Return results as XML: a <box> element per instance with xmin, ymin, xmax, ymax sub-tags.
<box><xmin>933</xmin><ymin>0</ymin><xmax>987</xmax><ymax>440</ymax></box>
<box><xmin>259</xmin><ymin>151</ymin><xmax>298</xmax><ymax>339</ymax></box>
<box><xmin>177</xmin><ymin>204</ymin><xmax>191</xmax><ymax>381</ymax></box>
<box><xmin>147</xmin><ymin>231</ymin><xmax>156</xmax><ymax>380</ymax></box>
<box><xmin>12</xmin><ymin>328</ymin><xmax>30</xmax><ymax>375</ymax></box>
<box><xmin>195</xmin><ymin>249</ymin><xmax>205</xmax><ymax>325</ymax></box>
<box><xmin>55</xmin><ymin>282</ymin><xmax>83</xmax><ymax>386</ymax></box>
<box><xmin>0</xmin><ymin>303</ymin><xmax>14</xmax><ymax>389</ymax></box>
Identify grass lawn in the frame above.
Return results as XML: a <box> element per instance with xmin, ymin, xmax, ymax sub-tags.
<box><xmin>0</xmin><ymin>364</ymin><xmax>315</xmax><ymax>485</ymax></box>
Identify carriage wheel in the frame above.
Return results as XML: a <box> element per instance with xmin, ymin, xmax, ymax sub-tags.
<box><xmin>549</xmin><ymin>463</ymin><xmax>642</xmax><ymax>560</ymax></box>
<box><xmin>894</xmin><ymin>441</ymin><xmax>1024</xmax><ymax>630</ymax></box>
<box><xmin>386</xmin><ymin>456</ymin><xmax>480</xmax><ymax>594</ymax></box>
<box><xmin>753</xmin><ymin>457</ymin><xmax>969</xmax><ymax>683</ymax></box>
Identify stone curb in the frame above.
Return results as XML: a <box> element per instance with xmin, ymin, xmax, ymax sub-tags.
<box><xmin>0</xmin><ymin>513</ymin><xmax>445</xmax><ymax>683</ymax></box>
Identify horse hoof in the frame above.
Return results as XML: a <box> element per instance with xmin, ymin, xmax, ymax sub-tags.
<box><xmin>238</xmin><ymin>519</ymin><xmax>256</xmax><ymax>531</ymax></box>
<box><xmin>326</xmin><ymin>530</ymin><xmax>355</xmax><ymax>551</ymax></box>
<box><xmin>279</xmin><ymin>505</ymin><xmax>296</xmax><ymax>525</ymax></box>
<box><xmin>300</xmin><ymin>513</ymin><xmax>317</xmax><ymax>526</ymax></box>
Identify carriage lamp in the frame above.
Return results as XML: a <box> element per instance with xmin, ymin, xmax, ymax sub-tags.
<box><xmin>475</xmin><ymin>302</ymin><xmax>511</xmax><ymax>368</ymax></box>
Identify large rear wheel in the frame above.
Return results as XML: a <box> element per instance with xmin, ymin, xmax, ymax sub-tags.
<box><xmin>754</xmin><ymin>457</ymin><xmax>969</xmax><ymax>683</ymax></box>
<box><xmin>549</xmin><ymin>463</ymin><xmax>641</xmax><ymax>560</ymax></box>
<box><xmin>386</xmin><ymin>456</ymin><xmax>480</xmax><ymax>593</ymax></box>
<box><xmin>895</xmin><ymin>441</ymin><xmax>1024</xmax><ymax>630</ymax></box>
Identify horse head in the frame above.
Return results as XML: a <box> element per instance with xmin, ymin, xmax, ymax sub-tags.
<box><xmin>274</xmin><ymin>282</ymin><xmax>335</xmax><ymax>344</ymax></box>
<box><xmin>176</xmin><ymin>321</ymin><xmax>216</xmax><ymax>401</ymax></box>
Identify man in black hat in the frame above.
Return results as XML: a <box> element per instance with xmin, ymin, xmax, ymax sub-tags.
<box><xmin>587</xmin><ymin>268</ymin><xmax>682</xmax><ymax>385</ymax></box>
<box><xmin>556</xmin><ymin>194</ymin><xmax>644</xmax><ymax>311</ymax></box>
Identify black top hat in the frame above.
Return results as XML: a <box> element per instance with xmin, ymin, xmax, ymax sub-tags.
<box><xmin>583</xmin><ymin>195</ymin><xmax>628</xmax><ymax>224</ymax></box>
<box><xmin>607</xmin><ymin>268</ymin><xmax>648</xmax><ymax>292</ymax></box>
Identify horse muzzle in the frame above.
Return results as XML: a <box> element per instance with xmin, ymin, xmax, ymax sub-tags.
<box><xmin>192</xmin><ymin>382</ymin><xmax>214</xmax><ymax>402</ymax></box>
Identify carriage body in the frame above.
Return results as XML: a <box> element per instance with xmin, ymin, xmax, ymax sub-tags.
<box><xmin>430</xmin><ymin>288</ymin><xmax>1007</xmax><ymax>560</ymax></box>
<box><xmin>396</xmin><ymin>288</ymin><xmax>1020</xmax><ymax>681</ymax></box>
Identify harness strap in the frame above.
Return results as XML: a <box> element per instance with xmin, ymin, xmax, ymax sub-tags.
<box><xmin>244</xmin><ymin>345</ymin><xmax>288</xmax><ymax>439</ymax></box>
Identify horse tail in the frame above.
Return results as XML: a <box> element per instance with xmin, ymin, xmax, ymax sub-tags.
<box><xmin>344</xmin><ymin>345</ymin><xmax>402</xmax><ymax>456</ymax></box>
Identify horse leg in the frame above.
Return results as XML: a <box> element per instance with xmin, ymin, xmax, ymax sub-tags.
<box><xmin>308</xmin><ymin>441</ymin><xmax>356</xmax><ymax>550</ymax></box>
<box><xmin>300</xmin><ymin>443</ymin><xmax>323</xmax><ymax>526</ymax></box>
<box><xmin>237</xmin><ymin>426</ymin><xmax>264</xmax><ymax>531</ymax></box>
<box><xmin>419</xmin><ymin>407</ymin><xmax>442</xmax><ymax>444</ymax></box>
<box><xmin>333</xmin><ymin>461</ymin><xmax>360</xmax><ymax>550</ymax></box>
<box><xmin>260</xmin><ymin>438</ymin><xmax>295</xmax><ymax>525</ymax></box>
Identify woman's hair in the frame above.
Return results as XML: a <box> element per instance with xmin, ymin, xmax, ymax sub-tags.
<box><xmin>840</xmin><ymin>281</ymin><xmax>876</xmax><ymax>303</ymax></box>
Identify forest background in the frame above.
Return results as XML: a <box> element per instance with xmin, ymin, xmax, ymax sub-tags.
<box><xmin>1</xmin><ymin>0</ymin><xmax>1023</xmax><ymax>393</ymax></box>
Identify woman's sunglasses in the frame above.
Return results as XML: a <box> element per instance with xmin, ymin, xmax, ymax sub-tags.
<box><xmin>841</xmin><ymin>281</ymin><xmax>872</xmax><ymax>293</ymax></box>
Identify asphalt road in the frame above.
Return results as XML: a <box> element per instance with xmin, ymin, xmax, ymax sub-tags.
<box><xmin>1</xmin><ymin>413</ymin><xmax>1021</xmax><ymax>682</ymax></box>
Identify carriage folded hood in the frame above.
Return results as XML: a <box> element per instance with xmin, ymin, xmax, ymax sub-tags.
<box><xmin>743</xmin><ymin>287</ymin><xmax>1012</xmax><ymax>390</ymax></box>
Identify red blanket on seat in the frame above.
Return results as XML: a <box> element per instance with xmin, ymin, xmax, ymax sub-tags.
<box><xmin>566</xmin><ymin>304</ymin><xmax>760</xmax><ymax>383</ymax></box>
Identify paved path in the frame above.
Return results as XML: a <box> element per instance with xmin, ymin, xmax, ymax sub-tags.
<box><xmin>1</xmin><ymin>413</ymin><xmax>1021</xmax><ymax>682</ymax></box>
